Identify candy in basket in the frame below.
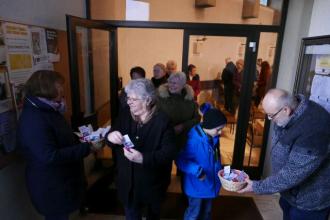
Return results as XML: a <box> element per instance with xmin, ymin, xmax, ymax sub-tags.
<box><xmin>218</xmin><ymin>166</ymin><xmax>248</xmax><ymax>192</ymax></box>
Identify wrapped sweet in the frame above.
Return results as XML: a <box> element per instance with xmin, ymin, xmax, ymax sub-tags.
<box><xmin>74</xmin><ymin>124</ymin><xmax>110</xmax><ymax>149</ymax></box>
<box><xmin>218</xmin><ymin>165</ymin><xmax>248</xmax><ymax>191</ymax></box>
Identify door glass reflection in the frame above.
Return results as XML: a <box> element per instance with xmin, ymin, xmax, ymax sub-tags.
<box><xmin>188</xmin><ymin>35</ymin><xmax>247</xmax><ymax>166</ymax></box>
<box><xmin>244</xmin><ymin>32</ymin><xmax>278</xmax><ymax>167</ymax></box>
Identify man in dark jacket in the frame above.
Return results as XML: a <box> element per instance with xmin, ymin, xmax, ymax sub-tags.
<box><xmin>221</xmin><ymin>58</ymin><xmax>236</xmax><ymax>114</ymax></box>
<box><xmin>239</xmin><ymin>89</ymin><xmax>330</xmax><ymax>220</ymax></box>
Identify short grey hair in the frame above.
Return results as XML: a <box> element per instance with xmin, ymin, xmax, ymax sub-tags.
<box><xmin>125</xmin><ymin>78</ymin><xmax>157</xmax><ymax>105</ymax></box>
<box><xmin>168</xmin><ymin>72</ymin><xmax>187</xmax><ymax>85</ymax></box>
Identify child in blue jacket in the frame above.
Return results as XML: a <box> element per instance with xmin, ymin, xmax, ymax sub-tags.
<box><xmin>176</xmin><ymin>108</ymin><xmax>227</xmax><ymax>220</ymax></box>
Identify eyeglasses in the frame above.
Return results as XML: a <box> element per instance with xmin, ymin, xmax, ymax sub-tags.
<box><xmin>267</xmin><ymin>107</ymin><xmax>284</xmax><ymax>120</ymax></box>
<box><xmin>126</xmin><ymin>96</ymin><xmax>143</xmax><ymax>103</ymax></box>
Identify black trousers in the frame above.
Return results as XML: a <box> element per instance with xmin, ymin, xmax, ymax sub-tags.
<box><xmin>124</xmin><ymin>202</ymin><xmax>161</xmax><ymax>220</ymax></box>
<box><xmin>44</xmin><ymin>214</ymin><xmax>69</xmax><ymax>220</ymax></box>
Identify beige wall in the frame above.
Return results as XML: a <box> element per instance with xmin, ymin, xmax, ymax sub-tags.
<box><xmin>89</xmin><ymin>0</ymin><xmax>276</xmax><ymax>25</ymax></box>
<box><xmin>0</xmin><ymin>0</ymin><xmax>85</xmax><ymax>30</ymax></box>
<box><xmin>257</xmin><ymin>32</ymin><xmax>278</xmax><ymax>66</ymax></box>
<box><xmin>91</xmin><ymin>30</ymin><xmax>110</xmax><ymax>110</ymax></box>
<box><xmin>188</xmin><ymin>36</ymin><xmax>246</xmax><ymax>81</ymax></box>
<box><xmin>90</xmin><ymin>0</ymin><xmax>125</xmax><ymax>20</ymax></box>
<box><xmin>118</xmin><ymin>28</ymin><xmax>183</xmax><ymax>85</ymax></box>
<box><xmin>186</xmin><ymin>32</ymin><xmax>277</xmax><ymax>81</ymax></box>
<box><xmin>150</xmin><ymin>0</ymin><xmax>274</xmax><ymax>25</ymax></box>
<box><xmin>90</xmin><ymin>0</ymin><xmax>279</xmax><ymax>84</ymax></box>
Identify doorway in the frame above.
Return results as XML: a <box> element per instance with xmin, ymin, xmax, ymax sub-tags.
<box><xmin>67</xmin><ymin>16</ymin><xmax>280</xmax><ymax>179</ymax></box>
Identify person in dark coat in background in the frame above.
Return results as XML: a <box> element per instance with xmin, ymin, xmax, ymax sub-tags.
<box><xmin>17</xmin><ymin>70</ymin><xmax>95</xmax><ymax>220</ymax></box>
<box><xmin>233</xmin><ymin>59</ymin><xmax>244</xmax><ymax>113</ymax></box>
<box><xmin>158</xmin><ymin>72</ymin><xmax>200</xmax><ymax>153</ymax></box>
<box><xmin>106</xmin><ymin>79</ymin><xmax>177</xmax><ymax>220</ymax></box>
<box><xmin>254</xmin><ymin>61</ymin><xmax>272</xmax><ymax>107</ymax></box>
<box><xmin>221</xmin><ymin>58</ymin><xmax>237</xmax><ymax>114</ymax></box>
<box><xmin>151</xmin><ymin>63</ymin><xmax>168</xmax><ymax>88</ymax></box>
<box><xmin>119</xmin><ymin>66</ymin><xmax>146</xmax><ymax>108</ymax></box>
<box><xmin>165</xmin><ymin>60</ymin><xmax>178</xmax><ymax>77</ymax></box>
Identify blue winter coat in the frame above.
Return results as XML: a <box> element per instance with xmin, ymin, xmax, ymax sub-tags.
<box><xmin>17</xmin><ymin>96</ymin><xmax>91</xmax><ymax>215</ymax></box>
<box><xmin>176</xmin><ymin>124</ymin><xmax>222</xmax><ymax>198</ymax></box>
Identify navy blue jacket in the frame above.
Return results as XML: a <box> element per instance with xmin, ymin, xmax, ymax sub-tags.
<box><xmin>17</xmin><ymin>96</ymin><xmax>90</xmax><ymax>215</ymax></box>
<box><xmin>176</xmin><ymin>124</ymin><xmax>222</xmax><ymax>198</ymax></box>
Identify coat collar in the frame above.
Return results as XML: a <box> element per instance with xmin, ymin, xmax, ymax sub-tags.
<box><xmin>158</xmin><ymin>83</ymin><xmax>194</xmax><ymax>100</ymax></box>
<box><xmin>24</xmin><ymin>95</ymin><xmax>56</xmax><ymax>112</ymax></box>
<box><xmin>195</xmin><ymin>124</ymin><xmax>219</xmax><ymax>146</ymax></box>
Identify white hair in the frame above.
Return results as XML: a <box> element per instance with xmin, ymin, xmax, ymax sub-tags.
<box><xmin>168</xmin><ymin>72</ymin><xmax>187</xmax><ymax>85</ymax></box>
<box><xmin>125</xmin><ymin>79</ymin><xmax>157</xmax><ymax>105</ymax></box>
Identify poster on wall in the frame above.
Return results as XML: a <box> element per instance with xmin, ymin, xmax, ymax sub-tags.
<box><xmin>45</xmin><ymin>28</ymin><xmax>60</xmax><ymax>62</ymax></box>
<box><xmin>315</xmin><ymin>55</ymin><xmax>330</xmax><ymax>75</ymax></box>
<box><xmin>2</xmin><ymin>22</ymin><xmax>33</xmax><ymax>85</ymax></box>
<box><xmin>30</xmin><ymin>26</ymin><xmax>52</xmax><ymax>72</ymax></box>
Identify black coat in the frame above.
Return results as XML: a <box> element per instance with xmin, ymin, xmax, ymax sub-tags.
<box><xmin>17</xmin><ymin>96</ymin><xmax>90</xmax><ymax>215</ymax></box>
<box><xmin>108</xmin><ymin>107</ymin><xmax>177</xmax><ymax>207</ymax></box>
<box><xmin>221</xmin><ymin>61</ymin><xmax>236</xmax><ymax>88</ymax></box>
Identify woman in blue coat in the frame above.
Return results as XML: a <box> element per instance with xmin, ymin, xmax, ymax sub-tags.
<box><xmin>17</xmin><ymin>70</ymin><xmax>93</xmax><ymax>220</ymax></box>
<box><xmin>176</xmin><ymin>108</ymin><xmax>227</xmax><ymax>220</ymax></box>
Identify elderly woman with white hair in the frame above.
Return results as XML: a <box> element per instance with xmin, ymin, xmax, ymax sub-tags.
<box><xmin>106</xmin><ymin>78</ymin><xmax>177</xmax><ymax>220</ymax></box>
<box><xmin>158</xmin><ymin>72</ymin><xmax>200</xmax><ymax>152</ymax></box>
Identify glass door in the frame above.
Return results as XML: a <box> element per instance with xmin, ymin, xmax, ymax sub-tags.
<box><xmin>183</xmin><ymin>30</ymin><xmax>260</xmax><ymax>178</ymax></box>
<box><xmin>66</xmin><ymin>15</ymin><xmax>118</xmax><ymax>129</ymax></box>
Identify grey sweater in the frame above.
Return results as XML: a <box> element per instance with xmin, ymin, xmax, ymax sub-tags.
<box><xmin>253</xmin><ymin>95</ymin><xmax>330</xmax><ymax>211</ymax></box>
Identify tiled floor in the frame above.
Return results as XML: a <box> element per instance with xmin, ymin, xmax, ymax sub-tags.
<box><xmin>72</xmin><ymin>175</ymin><xmax>283</xmax><ymax>220</ymax></box>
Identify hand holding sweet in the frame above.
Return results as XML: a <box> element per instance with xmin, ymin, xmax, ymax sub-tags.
<box><xmin>123</xmin><ymin>148</ymin><xmax>143</xmax><ymax>164</ymax></box>
<box><xmin>107</xmin><ymin>131</ymin><xmax>123</xmax><ymax>145</ymax></box>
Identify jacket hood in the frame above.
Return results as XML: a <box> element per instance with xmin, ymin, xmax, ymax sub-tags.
<box><xmin>158</xmin><ymin>83</ymin><xmax>195</xmax><ymax>100</ymax></box>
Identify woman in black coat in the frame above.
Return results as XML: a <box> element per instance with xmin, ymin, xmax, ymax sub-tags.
<box><xmin>107</xmin><ymin>78</ymin><xmax>177</xmax><ymax>220</ymax></box>
<box><xmin>17</xmin><ymin>70</ymin><xmax>94</xmax><ymax>220</ymax></box>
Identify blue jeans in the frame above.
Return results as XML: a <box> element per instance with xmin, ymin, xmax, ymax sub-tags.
<box><xmin>184</xmin><ymin>196</ymin><xmax>212</xmax><ymax>220</ymax></box>
<box><xmin>279</xmin><ymin>197</ymin><xmax>330</xmax><ymax>220</ymax></box>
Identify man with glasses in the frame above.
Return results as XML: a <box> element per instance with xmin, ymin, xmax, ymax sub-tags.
<box><xmin>239</xmin><ymin>88</ymin><xmax>330</xmax><ymax>220</ymax></box>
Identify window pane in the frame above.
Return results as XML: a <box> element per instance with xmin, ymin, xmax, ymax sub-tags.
<box><xmin>243</xmin><ymin>32</ymin><xmax>278</xmax><ymax>167</ymax></box>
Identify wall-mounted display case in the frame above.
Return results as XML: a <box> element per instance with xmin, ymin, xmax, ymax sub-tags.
<box><xmin>294</xmin><ymin>35</ymin><xmax>330</xmax><ymax>113</ymax></box>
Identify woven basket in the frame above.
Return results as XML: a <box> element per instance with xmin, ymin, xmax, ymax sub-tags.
<box><xmin>218</xmin><ymin>169</ymin><xmax>248</xmax><ymax>192</ymax></box>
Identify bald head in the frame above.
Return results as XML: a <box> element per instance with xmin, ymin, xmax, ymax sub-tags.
<box><xmin>236</xmin><ymin>59</ymin><xmax>244</xmax><ymax>72</ymax></box>
<box><xmin>262</xmin><ymin>88</ymin><xmax>298</xmax><ymax>112</ymax></box>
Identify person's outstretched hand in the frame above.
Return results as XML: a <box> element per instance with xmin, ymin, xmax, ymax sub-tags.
<box><xmin>123</xmin><ymin>148</ymin><xmax>143</xmax><ymax>164</ymax></box>
<box><xmin>237</xmin><ymin>178</ymin><xmax>254</xmax><ymax>193</ymax></box>
<box><xmin>107</xmin><ymin>131</ymin><xmax>123</xmax><ymax>145</ymax></box>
